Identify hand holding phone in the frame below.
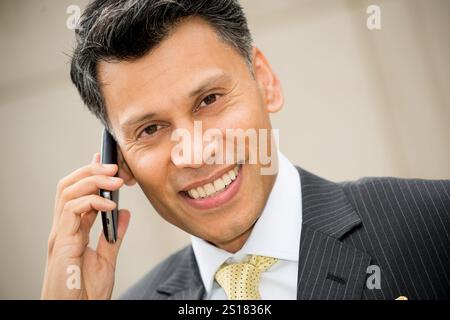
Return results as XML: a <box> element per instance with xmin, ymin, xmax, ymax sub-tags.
<box><xmin>41</xmin><ymin>129</ymin><xmax>130</xmax><ymax>300</ymax></box>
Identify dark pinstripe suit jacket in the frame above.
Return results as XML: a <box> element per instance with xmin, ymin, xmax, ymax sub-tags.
<box><xmin>121</xmin><ymin>167</ymin><xmax>450</xmax><ymax>300</ymax></box>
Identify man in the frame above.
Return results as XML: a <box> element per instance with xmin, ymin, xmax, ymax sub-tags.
<box><xmin>41</xmin><ymin>0</ymin><xmax>449</xmax><ymax>300</ymax></box>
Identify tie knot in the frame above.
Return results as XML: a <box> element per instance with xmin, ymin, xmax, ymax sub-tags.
<box><xmin>214</xmin><ymin>255</ymin><xmax>278</xmax><ymax>300</ymax></box>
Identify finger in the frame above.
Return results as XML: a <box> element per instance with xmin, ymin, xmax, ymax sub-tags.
<box><xmin>56</xmin><ymin>162</ymin><xmax>118</xmax><ymax>200</ymax></box>
<box><xmin>58</xmin><ymin>194</ymin><xmax>116</xmax><ymax>236</ymax></box>
<box><xmin>56</xmin><ymin>175</ymin><xmax>123</xmax><ymax>222</ymax></box>
<box><xmin>97</xmin><ymin>209</ymin><xmax>131</xmax><ymax>266</ymax></box>
<box><xmin>91</xmin><ymin>152</ymin><xmax>101</xmax><ymax>164</ymax></box>
<box><xmin>62</xmin><ymin>175</ymin><xmax>123</xmax><ymax>202</ymax></box>
<box><xmin>80</xmin><ymin>209</ymin><xmax>98</xmax><ymax>232</ymax></box>
<box><xmin>53</xmin><ymin>160</ymin><xmax>118</xmax><ymax>225</ymax></box>
<box><xmin>49</xmin><ymin>154</ymin><xmax>115</xmax><ymax>246</ymax></box>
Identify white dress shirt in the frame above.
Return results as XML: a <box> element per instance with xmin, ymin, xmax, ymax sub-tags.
<box><xmin>191</xmin><ymin>150</ymin><xmax>302</xmax><ymax>300</ymax></box>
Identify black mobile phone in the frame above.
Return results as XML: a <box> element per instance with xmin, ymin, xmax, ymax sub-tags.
<box><xmin>99</xmin><ymin>128</ymin><xmax>119</xmax><ymax>243</ymax></box>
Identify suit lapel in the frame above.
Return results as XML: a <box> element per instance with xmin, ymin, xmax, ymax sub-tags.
<box><xmin>156</xmin><ymin>247</ymin><xmax>205</xmax><ymax>300</ymax></box>
<box><xmin>296</xmin><ymin>167</ymin><xmax>372</xmax><ymax>299</ymax></box>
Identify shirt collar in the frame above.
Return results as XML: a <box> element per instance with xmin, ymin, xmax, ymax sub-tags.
<box><xmin>191</xmin><ymin>150</ymin><xmax>302</xmax><ymax>296</ymax></box>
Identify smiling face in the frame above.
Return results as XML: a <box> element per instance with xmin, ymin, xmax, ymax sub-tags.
<box><xmin>97</xmin><ymin>17</ymin><xmax>283</xmax><ymax>253</ymax></box>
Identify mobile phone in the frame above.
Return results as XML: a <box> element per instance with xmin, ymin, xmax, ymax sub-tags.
<box><xmin>99</xmin><ymin>128</ymin><xmax>119</xmax><ymax>243</ymax></box>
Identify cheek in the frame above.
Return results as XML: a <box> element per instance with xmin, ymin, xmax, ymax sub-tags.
<box><xmin>218</xmin><ymin>96</ymin><xmax>266</xmax><ymax>130</ymax></box>
<box><xmin>131</xmin><ymin>148</ymin><xmax>170</xmax><ymax>195</ymax></box>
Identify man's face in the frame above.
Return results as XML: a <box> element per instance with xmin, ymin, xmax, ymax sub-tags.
<box><xmin>98</xmin><ymin>17</ymin><xmax>283</xmax><ymax>252</ymax></box>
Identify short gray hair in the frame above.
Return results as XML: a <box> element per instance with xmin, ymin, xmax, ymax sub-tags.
<box><xmin>70</xmin><ymin>0</ymin><xmax>253</xmax><ymax>132</ymax></box>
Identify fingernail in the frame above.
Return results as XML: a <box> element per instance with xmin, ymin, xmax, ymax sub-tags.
<box><xmin>108</xmin><ymin>177</ymin><xmax>122</xmax><ymax>182</ymax></box>
<box><xmin>102</xmin><ymin>164</ymin><xmax>116</xmax><ymax>169</ymax></box>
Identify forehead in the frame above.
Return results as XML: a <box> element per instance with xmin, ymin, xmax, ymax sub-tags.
<box><xmin>97</xmin><ymin>17</ymin><xmax>248</xmax><ymax>130</ymax></box>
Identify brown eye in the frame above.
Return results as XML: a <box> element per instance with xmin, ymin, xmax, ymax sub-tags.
<box><xmin>199</xmin><ymin>94</ymin><xmax>218</xmax><ymax>108</ymax></box>
<box><xmin>141</xmin><ymin>124</ymin><xmax>160</xmax><ymax>137</ymax></box>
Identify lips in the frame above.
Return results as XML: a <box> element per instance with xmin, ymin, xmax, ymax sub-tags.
<box><xmin>179</xmin><ymin>164</ymin><xmax>243</xmax><ymax>210</ymax></box>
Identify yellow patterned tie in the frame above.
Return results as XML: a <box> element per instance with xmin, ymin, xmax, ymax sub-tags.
<box><xmin>214</xmin><ymin>255</ymin><xmax>278</xmax><ymax>300</ymax></box>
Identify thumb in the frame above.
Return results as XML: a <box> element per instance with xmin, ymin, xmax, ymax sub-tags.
<box><xmin>97</xmin><ymin>209</ymin><xmax>131</xmax><ymax>266</ymax></box>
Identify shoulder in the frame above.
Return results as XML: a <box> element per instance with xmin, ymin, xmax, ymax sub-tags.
<box><xmin>341</xmin><ymin>175</ymin><xmax>450</xmax><ymax>259</ymax></box>
<box><xmin>340</xmin><ymin>176</ymin><xmax>450</xmax><ymax>298</ymax></box>
<box><xmin>341</xmin><ymin>175</ymin><xmax>449</xmax><ymax>219</ymax></box>
<box><xmin>298</xmin><ymin>166</ymin><xmax>449</xmax><ymax>236</ymax></box>
<box><xmin>119</xmin><ymin>245</ymin><xmax>193</xmax><ymax>300</ymax></box>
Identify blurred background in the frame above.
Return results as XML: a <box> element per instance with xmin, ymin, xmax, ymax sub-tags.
<box><xmin>0</xmin><ymin>0</ymin><xmax>449</xmax><ymax>299</ymax></box>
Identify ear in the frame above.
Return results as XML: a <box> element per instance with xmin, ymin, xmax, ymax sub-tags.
<box><xmin>252</xmin><ymin>46</ymin><xmax>284</xmax><ymax>114</ymax></box>
<box><xmin>117</xmin><ymin>147</ymin><xmax>137</xmax><ymax>186</ymax></box>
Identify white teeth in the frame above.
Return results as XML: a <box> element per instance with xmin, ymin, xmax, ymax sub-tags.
<box><xmin>213</xmin><ymin>178</ymin><xmax>225</xmax><ymax>192</ymax></box>
<box><xmin>204</xmin><ymin>183</ymin><xmax>215</xmax><ymax>196</ymax></box>
<box><xmin>197</xmin><ymin>186</ymin><xmax>206</xmax><ymax>198</ymax></box>
<box><xmin>189</xmin><ymin>188</ymin><xmax>199</xmax><ymax>199</ymax></box>
<box><xmin>222</xmin><ymin>173</ymin><xmax>231</xmax><ymax>186</ymax></box>
<box><xmin>186</xmin><ymin>165</ymin><xmax>241</xmax><ymax>199</ymax></box>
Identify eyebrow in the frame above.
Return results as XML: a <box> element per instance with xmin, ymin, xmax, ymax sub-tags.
<box><xmin>188</xmin><ymin>71</ymin><xmax>232</xmax><ymax>98</ymax></box>
<box><xmin>120</xmin><ymin>112</ymin><xmax>157</xmax><ymax>132</ymax></box>
<box><xmin>120</xmin><ymin>71</ymin><xmax>232</xmax><ymax>131</ymax></box>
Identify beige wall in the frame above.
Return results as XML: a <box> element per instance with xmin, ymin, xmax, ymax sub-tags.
<box><xmin>0</xmin><ymin>0</ymin><xmax>448</xmax><ymax>299</ymax></box>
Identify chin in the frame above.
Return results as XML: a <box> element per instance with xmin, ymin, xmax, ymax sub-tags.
<box><xmin>206</xmin><ymin>218</ymin><xmax>254</xmax><ymax>244</ymax></box>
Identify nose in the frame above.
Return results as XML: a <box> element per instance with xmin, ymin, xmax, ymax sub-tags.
<box><xmin>170</xmin><ymin>120</ymin><xmax>221</xmax><ymax>169</ymax></box>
